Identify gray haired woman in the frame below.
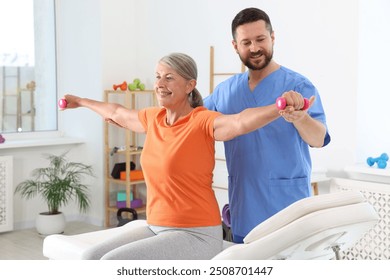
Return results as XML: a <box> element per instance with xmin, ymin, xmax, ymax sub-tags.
<box><xmin>61</xmin><ymin>52</ymin><xmax>306</xmax><ymax>259</ymax></box>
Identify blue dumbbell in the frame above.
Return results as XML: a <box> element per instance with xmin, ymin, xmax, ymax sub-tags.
<box><xmin>367</xmin><ymin>153</ymin><xmax>389</xmax><ymax>169</ymax></box>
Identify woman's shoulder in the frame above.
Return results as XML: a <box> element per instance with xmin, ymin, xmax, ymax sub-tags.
<box><xmin>193</xmin><ymin>106</ymin><xmax>222</xmax><ymax>118</ymax></box>
<box><xmin>139</xmin><ymin>106</ymin><xmax>165</xmax><ymax>123</ymax></box>
<box><xmin>142</xmin><ymin>106</ymin><xmax>164</xmax><ymax>115</ymax></box>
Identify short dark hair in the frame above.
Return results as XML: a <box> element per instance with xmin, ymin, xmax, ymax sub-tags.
<box><xmin>231</xmin><ymin>7</ymin><xmax>273</xmax><ymax>40</ymax></box>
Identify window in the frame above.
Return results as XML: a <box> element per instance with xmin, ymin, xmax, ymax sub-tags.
<box><xmin>0</xmin><ymin>0</ymin><xmax>57</xmax><ymax>134</ymax></box>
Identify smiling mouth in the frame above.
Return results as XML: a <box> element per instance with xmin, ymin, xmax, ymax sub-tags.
<box><xmin>158</xmin><ymin>91</ymin><xmax>171</xmax><ymax>97</ymax></box>
<box><xmin>250</xmin><ymin>52</ymin><xmax>263</xmax><ymax>59</ymax></box>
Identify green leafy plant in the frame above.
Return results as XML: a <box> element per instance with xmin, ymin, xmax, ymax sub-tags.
<box><xmin>15</xmin><ymin>152</ymin><xmax>94</xmax><ymax>214</ymax></box>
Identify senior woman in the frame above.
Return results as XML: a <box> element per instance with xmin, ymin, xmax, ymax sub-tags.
<box><xmin>61</xmin><ymin>52</ymin><xmax>307</xmax><ymax>259</ymax></box>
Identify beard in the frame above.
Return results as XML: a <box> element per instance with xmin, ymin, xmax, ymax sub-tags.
<box><xmin>239</xmin><ymin>49</ymin><xmax>273</xmax><ymax>71</ymax></box>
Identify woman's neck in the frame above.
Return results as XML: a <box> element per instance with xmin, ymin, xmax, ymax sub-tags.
<box><xmin>165</xmin><ymin>104</ymin><xmax>194</xmax><ymax>126</ymax></box>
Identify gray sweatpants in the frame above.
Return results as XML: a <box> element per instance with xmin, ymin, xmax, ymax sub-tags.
<box><xmin>81</xmin><ymin>221</ymin><xmax>223</xmax><ymax>260</ymax></box>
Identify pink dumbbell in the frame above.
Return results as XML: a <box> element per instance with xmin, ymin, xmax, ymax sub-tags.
<box><xmin>58</xmin><ymin>98</ymin><xmax>68</xmax><ymax>109</ymax></box>
<box><xmin>276</xmin><ymin>97</ymin><xmax>309</xmax><ymax>111</ymax></box>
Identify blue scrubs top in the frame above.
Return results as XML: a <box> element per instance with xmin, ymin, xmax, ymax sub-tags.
<box><xmin>204</xmin><ymin>66</ymin><xmax>331</xmax><ymax>242</ymax></box>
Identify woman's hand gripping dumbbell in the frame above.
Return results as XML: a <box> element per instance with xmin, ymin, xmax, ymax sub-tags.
<box><xmin>276</xmin><ymin>97</ymin><xmax>310</xmax><ymax>111</ymax></box>
<box><xmin>58</xmin><ymin>95</ymin><xmax>81</xmax><ymax>110</ymax></box>
<box><xmin>58</xmin><ymin>98</ymin><xmax>68</xmax><ymax>110</ymax></box>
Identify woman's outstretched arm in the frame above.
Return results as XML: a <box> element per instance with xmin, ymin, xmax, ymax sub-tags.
<box><xmin>213</xmin><ymin>91</ymin><xmax>318</xmax><ymax>142</ymax></box>
<box><xmin>213</xmin><ymin>104</ymin><xmax>280</xmax><ymax>141</ymax></box>
<box><xmin>61</xmin><ymin>94</ymin><xmax>145</xmax><ymax>133</ymax></box>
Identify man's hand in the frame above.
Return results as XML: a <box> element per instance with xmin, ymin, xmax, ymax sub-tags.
<box><xmin>279</xmin><ymin>95</ymin><xmax>315</xmax><ymax>123</ymax></box>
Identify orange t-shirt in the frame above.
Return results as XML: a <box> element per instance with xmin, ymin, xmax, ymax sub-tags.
<box><xmin>138</xmin><ymin>106</ymin><xmax>222</xmax><ymax>227</ymax></box>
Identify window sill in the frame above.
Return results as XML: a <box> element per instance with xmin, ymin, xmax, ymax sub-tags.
<box><xmin>344</xmin><ymin>163</ymin><xmax>390</xmax><ymax>177</ymax></box>
<box><xmin>0</xmin><ymin>136</ymin><xmax>85</xmax><ymax>150</ymax></box>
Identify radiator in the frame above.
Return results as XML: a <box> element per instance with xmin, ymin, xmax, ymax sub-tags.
<box><xmin>0</xmin><ymin>156</ymin><xmax>13</xmax><ymax>232</ymax></box>
<box><xmin>330</xmin><ymin>177</ymin><xmax>390</xmax><ymax>259</ymax></box>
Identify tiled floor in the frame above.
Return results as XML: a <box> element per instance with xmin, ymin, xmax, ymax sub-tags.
<box><xmin>0</xmin><ymin>221</ymin><xmax>104</xmax><ymax>260</ymax></box>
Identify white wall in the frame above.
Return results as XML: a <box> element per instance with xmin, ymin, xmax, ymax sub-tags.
<box><xmin>356</xmin><ymin>0</ymin><xmax>390</xmax><ymax>162</ymax></box>
<box><xmin>96</xmin><ymin>0</ymin><xmax>361</xmax><ymax>176</ymax></box>
<box><xmin>55</xmin><ymin>0</ymin><xmax>104</xmax><ymax>226</ymax></box>
<box><xmin>124</xmin><ymin>0</ymin><xmax>360</xmax><ymax>176</ymax></box>
<box><xmin>9</xmin><ymin>0</ymin><xmax>389</xmax><ymax>228</ymax></box>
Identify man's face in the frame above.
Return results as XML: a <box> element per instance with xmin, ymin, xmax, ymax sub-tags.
<box><xmin>232</xmin><ymin>20</ymin><xmax>275</xmax><ymax>71</ymax></box>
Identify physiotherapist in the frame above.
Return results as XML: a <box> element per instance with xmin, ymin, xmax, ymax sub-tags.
<box><xmin>204</xmin><ymin>7</ymin><xmax>331</xmax><ymax>243</ymax></box>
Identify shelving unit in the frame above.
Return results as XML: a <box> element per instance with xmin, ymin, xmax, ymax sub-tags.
<box><xmin>104</xmin><ymin>89</ymin><xmax>155</xmax><ymax>227</ymax></box>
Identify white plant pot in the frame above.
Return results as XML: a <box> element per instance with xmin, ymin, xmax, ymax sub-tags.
<box><xmin>36</xmin><ymin>212</ymin><xmax>66</xmax><ymax>235</ymax></box>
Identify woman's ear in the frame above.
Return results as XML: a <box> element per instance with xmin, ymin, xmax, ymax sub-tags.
<box><xmin>187</xmin><ymin>79</ymin><xmax>197</xmax><ymax>93</ymax></box>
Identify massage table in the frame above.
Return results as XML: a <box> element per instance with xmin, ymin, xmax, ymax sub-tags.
<box><xmin>43</xmin><ymin>189</ymin><xmax>378</xmax><ymax>260</ymax></box>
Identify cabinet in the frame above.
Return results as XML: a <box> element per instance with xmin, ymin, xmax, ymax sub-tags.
<box><xmin>0</xmin><ymin>156</ymin><xmax>13</xmax><ymax>233</ymax></box>
<box><xmin>104</xmin><ymin>89</ymin><xmax>155</xmax><ymax>227</ymax></box>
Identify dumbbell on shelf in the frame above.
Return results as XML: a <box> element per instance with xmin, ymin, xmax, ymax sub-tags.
<box><xmin>366</xmin><ymin>153</ymin><xmax>389</xmax><ymax>169</ymax></box>
<box><xmin>113</xmin><ymin>81</ymin><xmax>128</xmax><ymax>91</ymax></box>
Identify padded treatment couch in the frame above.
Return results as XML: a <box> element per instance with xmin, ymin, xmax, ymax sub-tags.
<box><xmin>43</xmin><ymin>187</ymin><xmax>378</xmax><ymax>260</ymax></box>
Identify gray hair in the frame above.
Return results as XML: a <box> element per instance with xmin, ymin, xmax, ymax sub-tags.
<box><xmin>159</xmin><ymin>53</ymin><xmax>203</xmax><ymax>108</ymax></box>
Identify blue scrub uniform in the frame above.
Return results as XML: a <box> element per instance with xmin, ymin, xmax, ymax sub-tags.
<box><xmin>204</xmin><ymin>66</ymin><xmax>331</xmax><ymax>243</ymax></box>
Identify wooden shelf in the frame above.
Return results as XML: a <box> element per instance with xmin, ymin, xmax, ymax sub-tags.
<box><xmin>105</xmin><ymin>147</ymin><xmax>143</xmax><ymax>156</ymax></box>
<box><xmin>107</xmin><ymin>205</ymin><xmax>146</xmax><ymax>214</ymax></box>
<box><xmin>105</xmin><ymin>89</ymin><xmax>154</xmax><ymax>95</ymax></box>
<box><xmin>106</xmin><ymin>177</ymin><xmax>145</xmax><ymax>185</ymax></box>
<box><xmin>104</xmin><ymin>89</ymin><xmax>154</xmax><ymax>227</ymax></box>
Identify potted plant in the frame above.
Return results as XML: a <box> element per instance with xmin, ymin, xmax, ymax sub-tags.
<box><xmin>15</xmin><ymin>152</ymin><xmax>94</xmax><ymax>235</ymax></box>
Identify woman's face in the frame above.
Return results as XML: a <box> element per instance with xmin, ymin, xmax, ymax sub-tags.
<box><xmin>154</xmin><ymin>62</ymin><xmax>193</xmax><ymax>109</ymax></box>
